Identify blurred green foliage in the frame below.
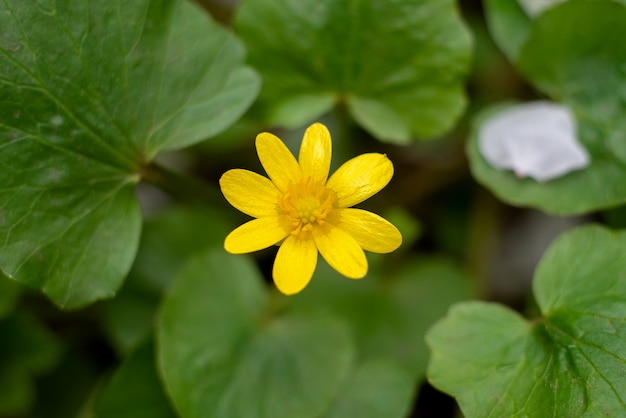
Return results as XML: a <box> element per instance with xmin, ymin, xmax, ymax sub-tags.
<box><xmin>1</xmin><ymin>0</ymin><xmax>625</xmax><ymax>417</ymax></box>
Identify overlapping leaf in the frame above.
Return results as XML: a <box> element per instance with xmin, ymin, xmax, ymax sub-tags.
<box><xmin>157</xmin><ymin>250</ymin><xmax>355</xmax><ymax>418</ymax></box>
<box><xmin>235</xmin><ymin>0</ymin><xmax>471</xmax><ymax>143</ymax></box>
<box><xmin>470</xmin><ymin>0</ymin><xmax>626</xmax><ymax>214</ymax></box>
<box><xmin>94</xmin><ymin>339</ymin><xmax>176</xmax><ymax>418</ymax></box>
<box><xmin>427</xmin><ymin>225</ymin><xmax>626</xmax><ymax>416</ymax></box>
<box><xmin>483</xmin><ymin>0</ymin><xmax>534</xmax><ymax>60</ymax></box>
<box><xmin>291</xmin><ymin>258</ymin><xmax>471</xmax><ymax>376</ymax></box>
<box><xmin>0</xmin><ymin>0</ymin><xmax>259</xmax><ymax>308</ymax></box>
<box><xmin>0</xmin><ymin>313</ymin><xmax>61</xmax><ymax>415</ymax></box>
<box><xmin>0</xmin><ymin>274</ymin><xmax>21</xmax><ymax>319</ymax></box>
<box><xmin>284</xmin><ymin>257</ymin><xmax>470</xmax><ymax>417</ymax></box>
<box><xmin>320</xmin><ymin>360</ymin><xmax>414</xmax><ymax>418</ymax></box>
<box><xmin>101</xmin><ymin>204</ymin><xmax>235</xmax><ymax>352</ymax></box>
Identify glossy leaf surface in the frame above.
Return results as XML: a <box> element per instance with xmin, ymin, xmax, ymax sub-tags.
<box><xmin>157</xmin><ymin>250</ymin><xmax>355</xmax><ymax>418</ymax></box>
<box><xmin>235</xmin><ymin>0</ymin><xmax>471</xmax><ymax>143</ymax></box>
<box><xmin>427</xmin><ymin>225</ymin><xmax>626</xmax><ymax>416</ymax></box>
<box><xmin>0</xmin><ymin>0</ymin><xmax>259</xmax><ymax>308</ymax></box>
<box><xmin>470</xmin><ymin>0</ymin><xmax>626</xmax><ymax>215</ymax></box>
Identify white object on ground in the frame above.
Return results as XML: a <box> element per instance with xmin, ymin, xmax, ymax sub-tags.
<box><xmin>478</xmin><ymin>101</ymin><xmax>590</xmax><ymax>182</ymax></box>
<box><xmin>518</xmin><ymin>0</ymin><xmax>567</xmax><ymax>17</ymax></box>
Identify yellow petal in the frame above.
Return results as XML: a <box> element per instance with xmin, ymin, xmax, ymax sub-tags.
<box><xmin>313</xmin><ymin>224</ymin><xmax>367</xmax><ymax>279</ymax></box>
<box><xmin>326</xmin><ymin>153</ymin><xmax>393</xmax><ymax>207</ymax></box>
<box><xmin>256</xmin><ymin>132</ymin><xmax>301</xmax><ymax>193</ymax></box>
<box><xmin>220</xmin><ymin>169</ymin><xmax>279</xmax><ymax>218</ymax></box>
<box><xmin>224</xmin><ymin>217</ymin><xmax>288</xmax><ymax>254</ymax></box>
<box><xmin>330</xmin><ymin>208</ymin><xmax>402</xmax><ymax>253</ymax></box>
<box><xmin>273</xmin><ymin>235</ymin><xmax>318</xmax><ymax>295</ymax></box>
<box><xmin>298</xmin><ymin>122</ymin><xmax>332</xmax><ymax>183</ymax></box>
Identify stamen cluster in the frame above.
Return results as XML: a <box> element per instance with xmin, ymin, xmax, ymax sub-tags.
<box><xmin>278</xmin><ymin>178</ymin><xmax>336</xmax><ymax>236</ymax></box>
<box><xmin>220</xmin><ymin>122</ymin><xmax>401</xmax><ymax>295</ymax></box>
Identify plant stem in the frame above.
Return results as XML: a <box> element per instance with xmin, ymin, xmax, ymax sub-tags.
<box><xmin>465</xmin><ymin>190</ymin><xmax>503</xmax><ymax>299</ymax></box>
<box><xmin>332</xmin><ymin>101</ymin><xmax>355</xmax><ymax>165</ymax></box>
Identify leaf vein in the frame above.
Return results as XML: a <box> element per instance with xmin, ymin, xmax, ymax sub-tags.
<box><xmin>1</xmin><ymin>2</ymin><xmax>136</xmax><ymax>170</ymax></box>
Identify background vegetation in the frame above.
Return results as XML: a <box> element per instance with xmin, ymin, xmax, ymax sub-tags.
<box><xmin>1</xmin><ymin>0</ymin><xmax>624</xmax><ymax>416</ymax></box>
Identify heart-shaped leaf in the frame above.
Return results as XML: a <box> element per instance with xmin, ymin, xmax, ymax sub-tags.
<box><xmin>0</xmin><ymin>0</ymin><xmax>259</xmax><ymax>308</ymax></box>
<box><xmin>234</xmin><ymin>0</ymin><xmax>471</xmax><ymax>143</ymax></box>
<box><xmin>157</xmin><ymin>249</ymin><xmax>355</xmax><ymax>418</ymax></box>
<box><xmin>427</xmin><ymin>225</ymin><xmax>626</xmax><ymax>416</ymax></box>
<box><xmin>469</xmin><ymin>1</ymin><xmax>626</xmax><ymax>215</ymax></box>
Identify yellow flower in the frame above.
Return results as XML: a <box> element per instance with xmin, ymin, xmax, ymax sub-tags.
<box><xmin>220</xmin><ymin>122</ymin><xmax>402</xmax><ymax>295</ymax></box>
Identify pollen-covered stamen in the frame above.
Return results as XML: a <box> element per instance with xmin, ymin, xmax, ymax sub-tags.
<box><xmin>278</xmin><ymin>178</ymin><xmax>336</xmax><ymax>236</ymax></box>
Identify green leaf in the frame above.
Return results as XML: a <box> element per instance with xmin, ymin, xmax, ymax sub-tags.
<box><xmin>235</xmin><ymin>0</ymin><xmax>471</xmax><ymax>143</ymax></box>
<box><xmin>94</xmin><ymin>338</ymin><xmax>176</xmax><ymax>418</ymax></box>
<box><xmin>0</xmin><ymin>275</ymin><xmax>21</xmax><ymax>319</ymax></box>
<box><xmin>284</xmin><ymin>258</ymin><xmax>469</xmax><ymax>417</ymax></box>
<box><xmin>0</xmin><ymin>0</ymin><xmax>259</xmax><ymax>308</ymax></box>
<box><xmin>100</xmin><ymin>285</ymin><xmax>158</xmax><ymax>354</ymax></box>
<box><xmin>0</xmin><ymin>313</ymin><xmax>62</xmax><ymax>415</ymax></box>
<box><xmin>291</xmin><ymin>258</ymin><xmax>471</xmax><ymax>376</ymax></box>
<box><xmin>382</xmin><ymin>208</ymin><xmax>423</xmax><ymax>251</ymax></box>
<box><xmin>0</xmin><ymin>361</ymin><xmax>33</xmax><ymax>416</ymax></box>
<box><xmin>101</xmin><ymin>205</ymin><xmax>235</xmax><ymax>352</ymax></box>
<box><xmin>321</xmin><ymin>360</ymin><xmax>415</xmax><ymax>418</ymax></box>
<box><xmin>483</xmin><ymin>0</ymin><xmax>578</xmax><ymax>61</ymax></box>
<box><xmin>157</xmin><ymin>249</ymin><xmax>355</xmax><ymax>418</ymax></box>
<box><xmin>483</xmin><ymin>0</ymin><xmax>532</xmax><ymax>60</ymax></box>
<box><xmin>0</xmin><ymin>313</ymin><xmax>62</xmax><ymax>374</ymax></box>
<box><xmin>130</xmin><ymin>205</ymin><xmax>236</xmax><ymax>292</ymax></box>
<box><xmin>427</xmin><ymin>225</ymin><xmax>626</xmax><ymax>416</ymax></box>
<box><xmin>347</xmin><ymin>98</ymin><xmax>411</xmax><ymax>144</ymax></box>
<box><xmin>469</xmin><ymin>1</ymin><xmax>626</xmax><ymax>215</ymax></box>
<box><xmin>32</xmin><ymin>344</ymin><xmax>103</xmax><ymax>418</ymax></box>
<box><xmin>467</xmin><ymin>102</ymin><xmax>615</xmax><ymax>215</ymax></box>
<box><xmin>518</xmin><ymin>0</ymin><xmax>626</xmax><ymax>126</ymax></box>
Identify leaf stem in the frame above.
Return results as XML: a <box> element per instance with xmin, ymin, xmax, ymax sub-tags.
<box><xmin>466</xmin><ymin>190</ymin><xmax>503</xmax><ymax>299</ymax></box>
<box><xmin>332</xmin><ymin>101</ymin><xmax>356</xmax><ymax>166</ymax></box>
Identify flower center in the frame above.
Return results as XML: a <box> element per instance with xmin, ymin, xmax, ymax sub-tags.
<box><xmin>278</xmin><ymin>178</ymin><xmax>336</xmax><ymax>236</ymax></box>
